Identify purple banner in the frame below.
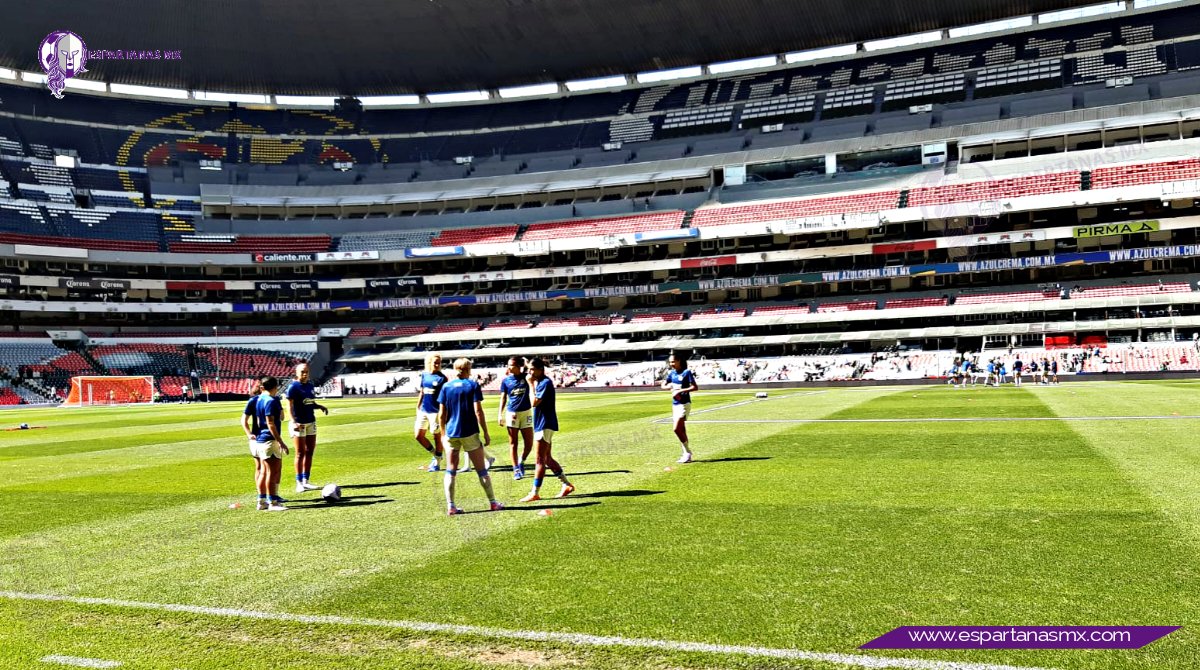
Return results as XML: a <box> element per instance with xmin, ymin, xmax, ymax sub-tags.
<box><xmin>861</xmin><ymin>626</ymin><xmax>1179</xmax><ymax>649</ymax></box>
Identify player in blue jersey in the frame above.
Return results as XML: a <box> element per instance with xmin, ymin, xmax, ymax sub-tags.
<box><xmin>662</xmin><ymin>352</ymin><xmax>698</xmax><ymax>463</ymax></box>
<box><xmin>414</xmin><ymin>353</ymin><xmax>448</xmax><ymax>472</ymax></box>
<box><xmin>284</xmin><ymin>363</ymin><xmax>328</xmax><ymax>493</ymax></box>
<box><xmin>497</xmin><ymin>356</ymin><xmax>535</xmax><ymax>480</ymax></box>
<box><xmin>1012</xmin><ymin>357</ymin><xmax>1024</xmax><ymax>386</ymax></box>
<box><xmin>241</xmin><ymin>376</ymin><xmax>289</xmax><ymax>511</ymax></box>
<box><xmin>519</xmin><ymin>358</ymin><xmax>574</xmax><ymax>502</ymax></box>
<box><xmin>437</xmin><ymin>357</ymin><xmax>503</xmax><ymax>516</ymax></box>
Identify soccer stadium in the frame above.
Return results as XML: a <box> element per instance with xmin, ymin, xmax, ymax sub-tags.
<box><xmin>2</xmin><ymin>0</ymin><xmax>1200</xmax><ymax>668</ymax></box>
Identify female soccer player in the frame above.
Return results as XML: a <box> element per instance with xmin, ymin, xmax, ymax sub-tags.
<box><xmin>497</xmin><ymin>356</ymin><xmax>534</xmax><ymax>479</ymax></box>
<box><xmin>284</xmin><ymin>363</ymin><xmax>328</xmax><ymax>493</ymax></box>
<box><xmin>662</xmin><ymin>352</ymin><xmax>698</xmax><ymax>463</ymax></box>
<box><xmin>242</xmin><ymin>376</ymin><xmax>289</xmax><ymax>511</ymax></box>
<box><xmin>415</xmin><ymin>353</ymin><xmax>447</xmax><ymax>471</ymax></box>
<box><xmin>519</xmin><ymin>358</ymin><xmax>574</xmax><ymax>502</ymax></box>
<box><xmin>437</xmin><ymin>358</ymin><xmax>502</xmax><ymax>515</ymax></box>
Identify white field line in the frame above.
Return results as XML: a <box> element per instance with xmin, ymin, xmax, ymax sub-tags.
<box><xmin>40</xmin><ymin>655</ymin><xmax>122</xmax><ymax>668</ymax></box>
<box><xmin>682</xmin><ymin>415</ymin><xmax>1200</xmax><ymax>424</ymax></box>
<box><xmin>2</xmin><ymin>591</ymin><xmax>1055</xmax><ymax>670</ymax></box>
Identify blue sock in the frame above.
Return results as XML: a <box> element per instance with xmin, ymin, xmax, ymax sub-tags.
<box><xmin>533</xmin><ymin>477</ymin><xmax>543</xmax><ymax>488</ymax></box>
<box><xmin>296</xmin><ymin>474</ymin><xmax>303</xmax><ymax>483</ymax></box>
<box><xmin>303</xmin><ymin>471</ymin><xmax>310</xmax><ymax>481</ymax></box>
<box><xmin>270</xmin><ymin>495</ymin><xmax>283</xmax><ymax>503</ymax></box>
<box><xmin>258</xmin><ymin>494</ymin><xmax>267</xmax><ymax>502</ymax></box>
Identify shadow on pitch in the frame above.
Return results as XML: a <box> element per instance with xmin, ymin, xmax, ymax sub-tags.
<box><xmin>564</xmin><ymin>470</ymin><xmax>633</xmax><ymax>477</ymax></box>
<box><xmin>339</xmin><ymin>481</ymin><xmax>419</xmax><ymax>490</ymax></box>
<box><xmin>285</xmin><ymin>495</ymin><xmax>394</xmax><ymax>510</ymax></box>
<box><xmin>693</xmin><ymin>456</ymin><xmax>771</xmax><ymax>463</ymax></box>
<box><xmin>570</xmin><ymin>489</ymin><xmax>664</xmax><ymax>499</ymax></box>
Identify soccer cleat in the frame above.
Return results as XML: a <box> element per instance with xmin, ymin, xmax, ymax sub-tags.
<box><xmin>301</xmin><ymin>482</ymin><xmax>320</xmax><ymax>491</ymax></box>
<box><xmin>677</xmin><ymin>452</ymin><xmax>693</xmax><ymax>464</ymax></box>
<box><xmin>513</xmin><ymin>464</ymin><xmax>525</xmax><ymax>480</ymax></box>
<box><xmin>295</xmin><ymin>482</ymin><xmax>307</xmax><ymax>493</ymax></box>
<box><xmin>458</xmin><ymin>461</ymin><xmax>472</xmax><ymax>473</ymax></box>
<box><xmin>556</xmin><ymin>484</ymin><xmax>575</xmax><ymax>498</ymax></box>
<box><xmin>519</xmin><ymin>492</ymin><xmax>541</xmax><ymax>503</ymax></box>
<box><xmin>490</xmin><ymin>501</ymin><xmax>505</xmax><ymax>512</ymax></box>
<box><xmin>267</xmin><ymin>503</ymin><xmax>288</xmax><ymax>511</ymax></box>
<box><xmin>427</xmin><ymin>456</ymin><xmax>441</xmax><ymax>472</ymax></box>
<box><xmin>486</xmin><ymin>455</ymin><xmax>496</xmax><ymax>470</ymax></box>
<box><xmin>255</xmin><ymin>500</ymin><xmax>269</xmax><ymax>511</ymax></box>
<box><xmin>447</xmin><ymin>505</ymin><xmax>464</xmax><ymax>516</ymax></box>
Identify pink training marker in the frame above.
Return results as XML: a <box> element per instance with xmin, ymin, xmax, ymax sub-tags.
<box><xmin>228</xmin><ymin>503</ymin><xmax>241</xmax><ymax>510</ymax></box>
<box><xmin>538</xmin><ymin>509</ymin><xmax>552</xmax><ymax>517</ymax></box>
<box><xmin>663</xmin><ymin>466</ymin><xmax>674</xmax><ymax>472</ymax></box>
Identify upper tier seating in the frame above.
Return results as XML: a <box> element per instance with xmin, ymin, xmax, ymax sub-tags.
<box><xmin>430</xmin><ymin>322</ymin><xmax>482</xmax><ymax>334</ymax></box>
<box><xmin>883</xmin><ymin>297</ymin><xmax>949</xmax><ymax>309</ymax></box>
<box><xmin>629</xmin><ymin>312</ymin><xmax>685</xmax><ymax>323</ymax></box>
<box><xmin>1089</xmin><ymin>158</ymin><xmax>1200</xmax><ymax>190</ymax></box>
<box><xmin>906</xmin><ymin>172</ymin><xmax>1081</xmax><ymax>207</ymax></box>
<box><xmin>431</xmin><ymin>225</ymin><xmax>519</xmax><ymax>246</ymax></box>
<box><xmin>521</xmin><ymin>211</ymin><xmax>686</xmax><ymax>241</ymax></box>
<box><xmin>168</xmin><ymin>235</ymin><xmax>331</xmax><ymax>253</ymax></box>
<box><xmin>690</xmin><ymin>308</ymin><xmax>748</xmax><ymax>320</ymax></box>
<box><xmin>816</xmin><ymin>301</ymin><xmax>878</xmax><ymax>312</ymax></box>
<box><xmin>691</xmin><ymin>191</ymin><xmax>901</xmax><ymax>227</ymax></box>
<box><xmin>1073</xmin><ymin>282</ymin><xmax>1192</xmax><ymax>298</ymax></box>
<box><xmin>955</xmin><ymin>290</ymin><xmax>1061</xmax><ymax>305</ymax></box>
<box><xmin>376</xmin><ymin>325</ymin><xmax>430</xmax><ymax>337</ymax></box>
<box><xmin>751</xmin><ymin>304</ymin><xmax>812</xmax><ymax>315</ymax></box>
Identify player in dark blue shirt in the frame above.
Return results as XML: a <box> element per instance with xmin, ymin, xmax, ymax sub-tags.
<box><xmin>284</xmin><ymin>363</ymin><xmax>328</xmax><ymax>493</ymax></box>
<box><xmin>241</xmin><ymin>376</ymin><xmax>288</xmax><ymax>511</ymax></box>
<box><xmin>498</xmin><ymin>356</ymin><xmax>535</xmax><ymax>480</ymax></box>
<box><xmin>661</xmin><ymin>352</ymin><xmax>699</xmax><ymax>463</ymax></box>
<box><xmin>519</xmin><ymin>358</ymin><xmax>574</xmax><ymax>502</ymax></box>
<box><xmin>414</xmin><ymin>353</ymin><xmax>448</xmax><ymax>472</ymax></box>
<box><xmin>436</xmin><ymin>357</ymin><xmax>502</xmax><ymax>516</ymax></box>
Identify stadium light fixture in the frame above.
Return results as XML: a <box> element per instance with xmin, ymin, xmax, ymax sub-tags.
<box><xmin>0</xmin><ymin>68</ymin><xmax>17</xmax><ymax>80</ymax></box>
<box><xmin>21</xmin><ymin>71</ymin><xmax>46</xmax><ymax>84</ymax></box>
<box><xmin>497</xmin><ymin>82</ymin><xmax>560</xmax><ymax>99</ymax></box>
<box><xmin>275</xmin><ymin>95</ymin><xmax>339</xmax><ymax>107</ymax></box>
<box><xmin>564</xmin><ymin>75</ymin><xmax>627</xmax><ymax>92</ymax></box>
<box><xmin>426</xmin><ymin>90</ymin><xmax>491</xmax><ymax>104</ymax></box>
<box><xmin>948</xmin><ymin>16</ymin><xmax>1033</xmax><ymax>39</ymax></box>
<box><xmin>109</xmin><ymin>83</ymin><xmax>189</xmax><ymax>99</ymax></box>
<box><xmin>864</xmin><ymin>30</ymin><xmax>942</xmax><ymax>52</ymax></box>
<box><xmin>64</xmin><ymin>78</ymin><xmax>106</xmax><ymax>92</ymax></box>
<box><xmin>195</xmin><ymin>91</ymin><xmax>270</xmax><ymax>104</ymax></box>
<box><xmin>636</xmin><ymin>66</ymin><xmax>702</xmax><ymax>84</ymax></box>
<box><xmin>358</xmin><ymin>94</ymin><xmax>422</xmax><ymax>106</ymax></box>
<box><xmin>784</xmin><ymin>44</ymin><xmax>857</xmax><ymax>64</ymax></box>
<box><xmin>1038</xmin><ymin>2</ymin><xmax>1123</xmax><ymax>24</ymax></box>
<box><xmin>707</xmin><ymin>55</ymin><xmax>778</xmax><ymax>75</ymax></box>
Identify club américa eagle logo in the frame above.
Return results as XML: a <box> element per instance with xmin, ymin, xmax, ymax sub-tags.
<box><xmin>38</xmin><ymin>30</ymin><xmax>88</xmax><ymax>99</ymax></box>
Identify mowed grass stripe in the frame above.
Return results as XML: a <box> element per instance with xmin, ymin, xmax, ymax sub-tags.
<box><xmin>0</xmin><ymin>390</ymin><xmax>886</xmax><ymax>613</ymax></box>
<box><xmin>320</xmin><ymin>387</ymin><xmax>1200</xmax><ymax>670</ymax></box>
<box><xmin>0</xmin><ymin>417</ymin><xmax>412</xmax><ymax>490</ymax></box>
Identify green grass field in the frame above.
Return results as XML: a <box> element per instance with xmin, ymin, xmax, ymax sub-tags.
<box><xmin>1</xmin><ymin>382</ymin><xmax>1199</xmax><ymax>670</ymax></box>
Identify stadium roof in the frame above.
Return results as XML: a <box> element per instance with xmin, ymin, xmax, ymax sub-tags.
<box><xmin>2</xmin><ymin>0</ymin><xmax>1112</xmax><ymax>97</ymax></box>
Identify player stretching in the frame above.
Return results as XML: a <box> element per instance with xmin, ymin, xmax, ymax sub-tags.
<box><xmin>285</xmin><ymin>363</ymin><xmax>328</xmax><ymax>493</ymax></box>
<box><xmin>498</xmin><ymin>356</ymin><xmax>535</xmax><ymax>480</ymax></box>
<box><xmin>415</xmin><ymin>353</ymin><xmax>447</xmax><ymax>471</ymax></box>
<box><xmin>242</xmin><ymin>376</ymin><xmax>289</xmax><ymax>511</ymax></box>
<box><xmin>519</xmin><ymin>358</ymin><xmax>574</xmax><ymax>502</ymax></box>
<box><xmin>662</xmin><ymin>352</ymin><xmax>698</xmax><ymax>463</ymax></box>
<box><xmin>437</xmin><ymin>358</ymin><xmax>503</xmax><ymax>516</ymax></box>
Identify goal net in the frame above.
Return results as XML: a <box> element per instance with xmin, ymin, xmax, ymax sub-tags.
<box><xmin>63</xmin><ymin>376</ymin><xmax>155</xmax><ymax>407</ymax></box>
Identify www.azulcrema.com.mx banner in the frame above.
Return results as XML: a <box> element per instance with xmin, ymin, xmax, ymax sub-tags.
<box><xmin>861</xmin><ymin>626</ymin><xmax>1179</xmax><ymax>649</ymax></box>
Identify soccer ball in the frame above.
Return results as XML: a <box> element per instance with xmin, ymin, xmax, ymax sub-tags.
<box><xmin>18</xmin><ymin>423</ymin><xmax>29</xmax><ymax>430</ymax></box>
<box><xmin>321</xmin><ymin>483</ymin><xmax>341</xmax><ymax>502</ymax></box>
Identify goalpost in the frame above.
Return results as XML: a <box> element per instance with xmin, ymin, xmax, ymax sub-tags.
<box><xmin>63</xmin><ymin>376</ymin><xmax>155</xmax><ymax>407</ymax></box>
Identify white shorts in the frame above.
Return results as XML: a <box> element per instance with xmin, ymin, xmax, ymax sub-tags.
<box><xmin>414</xmin><ymin>411</ymin><xmax>441</xmax><ymax>434</ymax></box>
<box><xmin>504</xmin><ymin>410</ymin><xmax>533</xmax><ymax>430</ymax></box>
<box><xmin>289</xmin><ymin>422</ymin><xmax>317</xmax><ymax>438</ymax></box>
<box><xmin>444</xmin><ymin>433</ymin><xmax>483</xmax><ymax>452</ymax></box>
<box><xmin>535</xmin><ymin>428</ymin><xmax>556</xmax><ymax>444</ymax></box>
<box><xmin>249</xmin><ymin>439</ymin><xmax>285</xmax><ymax>460</ymax></box>
<box><xmin>672</xmin><ymin>403</ymin><xmax>691</xmax><ymax>421</ymax></box>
